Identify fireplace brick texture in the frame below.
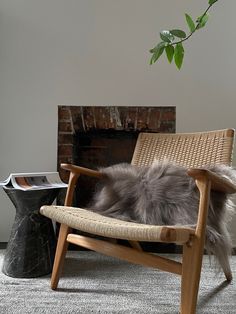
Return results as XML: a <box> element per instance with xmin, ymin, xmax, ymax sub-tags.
<box><xmin>58</xmin><ymin>106</ymin><xmax>176</xmax><ymax>183</ymax></box>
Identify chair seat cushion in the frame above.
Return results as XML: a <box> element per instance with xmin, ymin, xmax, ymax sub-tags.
<box><xmin>40</xmin><ymin>205</ymin><xmax>194</xmax><ymax>244</ymax></box>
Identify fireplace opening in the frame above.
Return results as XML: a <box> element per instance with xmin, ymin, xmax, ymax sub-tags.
<box><xmin>74</xmin><ymin>129</ymin><xmax>139</xmax><ymax>168</ymax></box>
<box><xmin>73</xmin><ymin>129</ymin><xmax>139</xmax><ymax>207</ymax></box>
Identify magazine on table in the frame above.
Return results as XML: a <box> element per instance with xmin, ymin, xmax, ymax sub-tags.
<box><xmin>0</xmin><ymin>172</ymin><xmax>68</xmax><ymax>191</ymax></box>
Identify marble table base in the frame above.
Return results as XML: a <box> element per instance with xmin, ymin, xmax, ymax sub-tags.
<box><xmin>2</xmin><ymin>187</ymin><xmax>60</xmax><ymax>278</ymax></box>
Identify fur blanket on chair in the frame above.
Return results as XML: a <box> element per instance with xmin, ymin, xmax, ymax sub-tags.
<box><xmin>88</xmin><ymin>161</ymin><xmax>236</xmax><ymax>272</ymax></box>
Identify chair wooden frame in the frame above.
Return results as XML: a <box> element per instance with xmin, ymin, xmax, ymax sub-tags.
<box><xmin>41</xmin><ymin>129</ymin><xmax>236</xmax><ymax>314</ymax></box>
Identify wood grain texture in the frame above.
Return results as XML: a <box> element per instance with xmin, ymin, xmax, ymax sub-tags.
<box><xmin>67</xmin><ymin>234</ymin><xmax>182</xmax><ymax>275</ymax></box>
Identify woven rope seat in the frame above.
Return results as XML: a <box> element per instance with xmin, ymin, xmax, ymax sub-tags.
<box><xmin>41</xmin><ymin>205</ymin><xmax>194</xmax><ymax>244</ymax></box>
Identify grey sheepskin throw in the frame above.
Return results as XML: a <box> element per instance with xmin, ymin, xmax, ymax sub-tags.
<box><xmin>88</xmin><ymin>161</ymin><xmax>236</xmax><ymax>272</ymax></box>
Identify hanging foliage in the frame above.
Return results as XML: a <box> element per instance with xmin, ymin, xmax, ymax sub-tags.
<box><xmin>149</xmin><ymin>0</ymin><xmax>219</xmax><ymax>69</ymax></box>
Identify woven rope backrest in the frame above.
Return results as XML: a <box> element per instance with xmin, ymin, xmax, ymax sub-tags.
<box><xmin>131</xmin><ymin>129</ymin><xmax>235</xmax><ymax>168</ymax></box>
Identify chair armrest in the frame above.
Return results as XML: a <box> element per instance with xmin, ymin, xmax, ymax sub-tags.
<box><xmin>61</xmin><ymin>163</ymin><xmax>103</xmax><ymax>206</ymax></box>
<box><xmin>187</xmin><ymin>168</ymin><xmax>236</xmax><ymax>194</ymax></box>
<box><xmin>61</xmin><ymin>163</ymin><xmax>103</xmax><ymax>178</ymax></box>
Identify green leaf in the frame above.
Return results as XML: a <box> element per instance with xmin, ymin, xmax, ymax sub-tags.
<box><xmin>185</xmin><ymin>13</ymin><xmax>195</xmax><ymax>33</ymax></box>
<box><xmin>150</xmin><ymin>42</ymin><xmax>165</xmax><ymax>64</ymax></box>
<box><xmin>209</xmin><ymin>0</ymin><xmax>218</xmax><ymax>5</ymax></box>
<box><xmin>196</xmin><ymin>13</ymin><xmax>209</xmax><ymax>29</ymax></box>
<box><xmin>174</xmin><ymin>43</ymin><xmax>184</xmax><ymax>69</ymax></box>
<box><xmin>165</xmin><ymin>45</ymin><xmax>174</xmax><ymax>63</ymax></box>
<box><xmin>149</xmin><ymin>41</ymin><xmax>166</xmax><ymax>54</ymax></box>
<box><xmin>160</xmin><ymin>30</ymin><xmax>175</xmax><ymax>43</ymax></box>
<box><xmin>170</xmin><ymin>29</ymin><xmax>186</xmax><ymax>39</ymax></box>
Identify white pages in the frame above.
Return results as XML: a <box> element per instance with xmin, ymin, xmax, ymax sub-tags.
<box><xmin>0</xmin><ymin>172</ymin><xmax>68</xmax><ymax>191</ymax></box>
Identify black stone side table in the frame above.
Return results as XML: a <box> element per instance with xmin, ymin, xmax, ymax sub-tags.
<box><xmin>2</xmin><ymin>187</ymin><xmax>60</xmax><ymax>278</ymax></box>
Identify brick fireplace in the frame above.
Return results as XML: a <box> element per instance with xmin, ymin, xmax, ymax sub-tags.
<box><xmin>57</xmin><ymin>105</ymin><xmax>177</xmax><ymax>252</ymax></box>
<box><xmin>58</xmin><ymin>105</ymin><xmax>175</xmax><ymax>184</ymax></box>
<box><xmin>58</xmin><ymin>105</ymin><xmax>176</xmax><ymax>207</ymax></box>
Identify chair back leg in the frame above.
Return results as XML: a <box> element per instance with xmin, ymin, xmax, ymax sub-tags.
<box><xmin>215</xmin><ymin>250</ymin><xmax>232</xmax><ymax>282</ymax></box>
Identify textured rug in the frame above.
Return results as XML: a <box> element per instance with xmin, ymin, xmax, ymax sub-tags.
<box><xmin>0</xmin><ymin>250</ymin><xmax>235</xmax><ymax>314</ymax></box>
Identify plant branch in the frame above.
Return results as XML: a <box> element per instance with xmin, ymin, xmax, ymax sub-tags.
<box><xmin>149</xmin><ymin>0</ymin><xmax>219</xmax><ymax>69</ymax></box>
<box><xmin>171</xmin><ymin>1</ymin><xmax>217</xmax><ymax>46</ymax></box>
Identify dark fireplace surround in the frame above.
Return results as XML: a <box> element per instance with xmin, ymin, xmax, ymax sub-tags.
<box><xmin>57</xmin><ymin>105</ymin><xmax>176</xmax><ymax>252</ymax></box>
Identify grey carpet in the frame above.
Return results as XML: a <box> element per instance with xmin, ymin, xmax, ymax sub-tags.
<box><xmin>0</xmin><ymin>250</ymin><xmax>235</xmax><ymax>314</ymax></box>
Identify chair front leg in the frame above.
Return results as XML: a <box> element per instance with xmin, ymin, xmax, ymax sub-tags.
<box><xmin>51</xmin><ymin>224</ymin><xmax>71</xmax><ymax>290</ymax></box>
<box><xmin>180</xmin><ymin>177</ymin><xmax>211</xmax><ymax>314</ymax></box>
<box><xmin>180</xmin><ymin>236</ymin><xmax>204</xmax><ymax>314</ymax></box>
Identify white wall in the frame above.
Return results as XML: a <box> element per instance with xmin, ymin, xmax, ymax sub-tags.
<box><xmin>1</xmin><ymin>0</ymin><xmax>236</xmax><ymax>242</ymax></box>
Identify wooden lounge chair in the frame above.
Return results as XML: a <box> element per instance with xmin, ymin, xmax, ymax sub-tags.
<box><xmin>40</xmin><ymin>129</ymin><xmax>236</xmax><ymax>314</ymax></box>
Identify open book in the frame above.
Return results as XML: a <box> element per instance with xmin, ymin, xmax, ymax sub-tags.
<box><xmin>0</xmin><ymin>172</ymin><xmax>68</xmax><ymax>191</ymax></box>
